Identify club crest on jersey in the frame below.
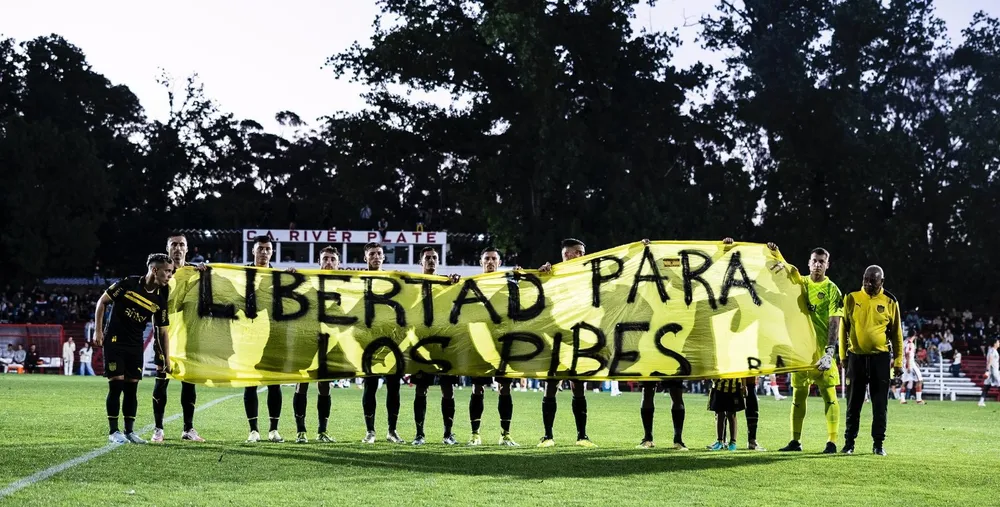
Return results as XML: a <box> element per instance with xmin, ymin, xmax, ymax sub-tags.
<box><xmin>876</xmin><ymin>305</ymin><xmax>885</xmax><ymax>313</ymax></box>
<box><xmin>108</xmin><ymin>362</ymin><xmax>117</xmax><ymax>372</ymax></box>
<box><xmin>817</xmin><ymin>291</ymin><xmax>826</xmax><ymax>300</ymax></box>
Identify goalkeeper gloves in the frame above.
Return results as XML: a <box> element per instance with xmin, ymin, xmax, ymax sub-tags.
<box><xmin>816</xmin><ymin>345</ymin><xmax>836</xmax><ymax>371</ymax></box>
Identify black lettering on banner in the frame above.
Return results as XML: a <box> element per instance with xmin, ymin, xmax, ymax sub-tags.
<box><xmin>317</xmin><ymin>274</ymin><xmax>358</xmax><ymax>325</ymax></box>
<box><xmin>244</xmin><ymin>268</ymin><xmax>258</xmax><ymax>319</ymax></box>
<box><xmin>584</xmin><ymin>255</ymin><xmax>625</xmax><ymax>308</ymax></box>
<box><xmin>569</xmin><ymin>322</ymin><xmax>608</xmax><ymax>376</ymax></box>
<box><xmin>362</xmin><ymin>276</ymin><xmax>407</xmax><ymax>327</ymax></box>
<box><xmin>361</xmin><ymin>337</ymin><xmax>405</xmax><ymax>375</ymax></box>
<box><xmin>680</xmin><ymin>250</ymin><xmax>718</xmax><ymax>309</ymax></box>
<box><xmin>497</xmin><ymin>332</ymin><xmax>544</xmax><ymax>376</ymax></box>
<box><xmin>609</xmin><ymin>322</ymin><xmax>647</xmax><ymax>377</ymax></box>
<box><xmin>627</xmin><ymin>246</ymin><xmax>670</xmax><ymax>304</ymax></box>
<box><xmin>653</xmin><ymin>323</ymin><xmax>692</xmax><ymax>376</ymax></box>
<box><xmin>198</xmin><ymin>270</ymin><xmax>236</xmax><ymax>319</ymax></box>
<box><xmin>273</xmin><ymin>271</ymin><xmax>309</xmax><ymax>321</ymax></box>
<box><xmin>317</xmin><ymin>333</ymin><xmax>329</xmax><ymax>379</ymax></box>
<box><xmin>449</xmin><ymin>279</ymin><xmax>502</xmax><ymax>325</ymax></box>
<box><xmin>719</xmin><ymin>251</ymin><xmax>762</xmax><ymax>306</ymax></box>
<box><xmin>410</xmin><ymin>336</ymin><xmax>453</xmax><ymax>373</ymax></box>
<box><xmin>747</xmin><ymin>356</ymin><xmax>761</xmax><ymax>371</ymax></box>
<box><xmin>775</xmin><ymin>355</ymin><xmax>786</xmax><ymax>368</ymax></box>
<box><xmin>547</xmin><ymin>332</ymin><xmax>564</xmax><ymax>377</ymax></box>
<box><xmin>505</xmin><ymin>272</ymin><xmax>546</xmax><ymax>321</ymax></box>
<box><xmin>403</xmin><ymin>277</ymin><xmax>450</xmax><ymax>327</ymax></box>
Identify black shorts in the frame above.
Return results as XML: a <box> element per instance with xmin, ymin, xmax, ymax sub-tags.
<box><xmin>708</xmin><ymin>390</ymin><xmax>745</xmax><ymax>413</ymax></box>
<box><xmin>642</xmin><ymin>379</ymin><xmax>685</xmax><ymax>391</ymax></box>
<box><xmin>412</xmin><ymin>373</ymin><xmax>458</xmax><ymax>388</ymax></box>
<box><xmin>104</xmin><ymin>345</ymin><xmax>143</xmax><ymax>380</ymax></box>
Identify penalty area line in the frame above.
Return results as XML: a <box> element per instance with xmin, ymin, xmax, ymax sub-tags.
<box><xmin>0</xmin><ymin>387</ymin><xmax>264</xmax><ymax>499</ymax></box>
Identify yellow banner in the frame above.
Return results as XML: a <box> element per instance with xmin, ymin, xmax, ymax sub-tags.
<box><xmin>165</xmin><ymin>241</ymin><xmax>818</xmax><ymax>387</ymax></box>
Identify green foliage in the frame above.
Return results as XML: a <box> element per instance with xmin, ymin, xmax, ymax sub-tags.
<box><xmin>0</xmin><ymin>2</ymin><xmax>998</xmax><ymax>308</ymax></box>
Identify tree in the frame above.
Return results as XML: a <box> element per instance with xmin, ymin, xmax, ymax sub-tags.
<box><xmin>329</xmin><ymin>0</ymin><xmax>745</xmax><ymax>265</ymax></box>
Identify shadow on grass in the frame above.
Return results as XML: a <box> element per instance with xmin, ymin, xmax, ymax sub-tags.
<box><xmin>156</xmin><ymin>442</ymin><xmax>845</xmax><ymax>481</ymax></box>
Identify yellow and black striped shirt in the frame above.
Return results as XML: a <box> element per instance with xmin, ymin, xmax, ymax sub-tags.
<box><xmin>711</xmin><ymin>378</ymin><xmax>743</xmax><ymax>394</ymax></box>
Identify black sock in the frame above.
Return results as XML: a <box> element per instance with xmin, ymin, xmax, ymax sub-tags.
<box><xmin>442</xmin><ymin>397</ymin><xmax>455</xmax><ymax>437</ymax></box>
<box><xmin>293</xmin><ymin>389</ymin><xmax>308</xmax><ymax>433</ymax></box>
<box><xmin>317</xmin><ymin>395</ymin><xmax>331</xmax><ymax>434</ymax></box>
<box><xmin>244</xmin><ymin>387</ymin><xmax>259</xmax><ymax>432</ymax></box>
<box><xmin>387</xmin><ymin>381</ymin><xmax>400</xmax><ymax>433</ymax></box>
<box><xmin>107</xmin><ymin>379</ymin><xmax>124</xmax><ymax>434</ymax></box>
<box><xmin>152</xmin><ymin>377</ymin><xmax>168</xmax><ymax>429</ymax></box>
<box><xmin>362</xmin><ymin>378</ymin><xmax>377</xmax><ymax>432</ymax></box>
<box><xmin>470</xmin><ymin>393</ymin><xmax>485</xmax><ymax>433</ymax></box>
<box><xmin>745</xmin><ymin>390</ymin><xmax>759</xmax><ymax>442</ymax></box>
<box><xmin>572</xmin><ymin>397</ymin><xmax>588</xmax><ymax>440</ymax></box>
<box><xmin>542</xmin><ymin>397</ymin><xmax>556</xmax><ymax>439</ymax></box>
<box><xmin>671</xmin><ymin>406</ymin><xmax>685</xmax><ymax>443</ymax></box>
<box><xmin>180</xmin><ymin>382</ymin><xmax>196</xmax><ymax>432</ymax></box>
<box><xmin>267</xmin><ymin>385</ymin><xmax>282</xmax><ymax>432</ymax></box>
<box><xmin>641</xmin><ymin>407</ymin><xmax>654</xmax><ymax>442</ymax></box>
<box><xmin>122</xmin><ymin>381</ymin><xmax>138</xmax><ymax>434</ymax></box>
<box><xmin>498</xmin><ymin>394</ymin><xmax>513</xmax><ymax>434</ymax></box>
<box><xmin>414</xmin><ymin>392</ymin><xmax>427</xmax><ymax>438</ymax></box>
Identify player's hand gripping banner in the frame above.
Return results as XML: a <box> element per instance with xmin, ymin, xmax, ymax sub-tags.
<box><xmin>166</xmin><ymin>242</ymin><xmax>818</xmax><ymax>387</ymax></box>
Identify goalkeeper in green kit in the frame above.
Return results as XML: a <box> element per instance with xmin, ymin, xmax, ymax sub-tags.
<box><xmin>778</xmin><ymin>247</ymin><xmax>844</xmax><ymax>454</ymax></box>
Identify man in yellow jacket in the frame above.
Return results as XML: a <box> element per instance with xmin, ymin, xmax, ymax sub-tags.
<box><xmin>840</xmin><ymin>265</ymin><xmax>903</xmax><ymax>456</ymax></box>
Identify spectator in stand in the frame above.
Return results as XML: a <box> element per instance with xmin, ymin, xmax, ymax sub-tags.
<box><xmin>0</xmin><ymin>344</ymin><xmax>13</xmax><ymax>372</ymax></box>
<box><xmin>12</xmin><ymin>344</ymin><xmax>26</xmax><ymax>367</ymax></box>
<box><xmin>939</xmin><ymin>340</ymin><xmax>953</xmax><ymax>359</ymax></box>
<box><xmin>377</xmin><ymin>217</ymin><xmax>389</xmax><ymax>240</ymax></box>
<box><xmin>928</xmin><ymin>345</ymin><xmax>941</xmax><ymax>365</ymax></box>
<box><xmin>190</xmin><ymin>247</ymin><xmax>205</xmax><ymax>264</ymax></box>
<box><xmin>85</xmin><ymin>317</ymin><xmax>96</xmax><ymax>343</ymax></box>
<box><xmin>79</xmin><ymin>343</ymin><xmax>95</xmax><ymax>376</ymax></box>
<box><xmin>24</xmin><ymin>344</ymin><xmax>40</xmax><ymax>374</ymax></box>
<box><xmin>62</xmin><ymin>336</ymin><xmax>76</xmax><ymax>375</ymax></box>
<box><xmin>950</xmin><ymin>351</ymin><xmax>962</xmax><ymax>377</ymax></box>
<box><xmin>943</xmin><ymin>328</ymin><xmax>954</xmax><ymax>344</ymax></box>
<box><xmin>916</xmin><ymin>347</ymin><xmax>928</xmax><ymax>367</ymax></box>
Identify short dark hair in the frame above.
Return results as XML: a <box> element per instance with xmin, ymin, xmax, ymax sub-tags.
<box><xmin>364</xmin><ymin>242</ymin><xmax>382</xmax><ymax>253</ymax></box>
<box><xmin>319</xmin><ymin>246</ymin><xmax>339</xmax><ymax>258</ymax></box>
<box><xmin>147</xmin><ymin>253</ymin><xmax>172</xmax><ymax>266</ymax></box>
<box><xmin>481</xmin><ymin>246</ymin><xmax>500</xmax><ymax>257</ymax></box>
<box><xmin>166</xmin><ymin>232</ymin><xmax>187</xmax><ymax>241</ymax></box>
<box><xmin>810</xmin><ymin>247</ymin><xmax>830</xmax><ymax>258</ymax></box>
<box><xmin>254</xmin><ymin>235</ymin><xmax>273</xmax><ymax>246</ymax></box>
<box><xmin>419</xmin><ymin>247</ymin><xmax>437</xmax><ymax>256</ymax></box>
<box><xmin>561</xmin><ymin>238</ymin><xmax>585</xmax><ymax>249</ymax></box>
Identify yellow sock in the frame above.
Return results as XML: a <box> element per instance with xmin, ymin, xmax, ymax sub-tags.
<box><xmin>821</xmin><ymin>387</ymin><xmax>839</xmax><ymax>442</ymax></box>
<box><xmin>791</xmin><ymin>388</ymin><xmax>807</xmax><ymax>440</ymax></box>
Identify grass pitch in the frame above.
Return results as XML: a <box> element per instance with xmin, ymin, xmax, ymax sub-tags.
<box><xmin>0</xmin><ymin>375</ymin><xmax>997</xmax><ymax>506</ymax></box>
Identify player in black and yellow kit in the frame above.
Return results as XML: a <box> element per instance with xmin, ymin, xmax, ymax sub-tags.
<box><xmin>361</xmin><ymin>242</ymin><xmax>406</xmax><ymax>444</ymax></box>
<box><xmin>243</xmin><ymin>235</ymin><xmax>286</xmax><ymax>443</ymax></box>
<box><xmin>95</xmin><ymin>254</ymin><xmax>174</xmax><ymax>444</ymax></box>
<box><xmin>537</xmin><ymin>238</ymin><xmax>596</xmax><ymax>448</ymax></box>
<box><xmin>468</xmin><ymin>247</ymin><xmax>519</xmax><ymax>447</ymax></box>
<box><xmin>151</xmin><ymin>233</ymin><xmax>206</xmax><ymax>443</ymax></box>
<box><xmin>292</xmin><ymin>246</ymin><xmax>341</xmax><ymax>444</ymax></box>
<box><xmin>411</xmin><ymin>247</ymin><xmax>460</xmax><ymax>446</ymax></box>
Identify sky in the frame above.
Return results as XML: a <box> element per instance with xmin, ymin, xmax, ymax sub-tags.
<box><xmin>1</xmin><ymin>0</ymin><xmax>995</xmax><ymax>133</ymax></box>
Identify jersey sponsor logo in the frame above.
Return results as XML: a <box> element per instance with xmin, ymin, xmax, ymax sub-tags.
<box><xmin>125</xmin><ymin>291</ymin><xmax>159</xmax><ymax>313</ymax></box>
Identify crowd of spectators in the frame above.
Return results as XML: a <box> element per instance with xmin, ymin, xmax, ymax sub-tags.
<box><xmin>904</xmin><ymin>309</ymin><xmax>998</xmax><ymax>362</ymax></box>
<box><xmin>0</xmin><ymin>285</ymin><xmax>102</xmax><ymax>325</ymax></box>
